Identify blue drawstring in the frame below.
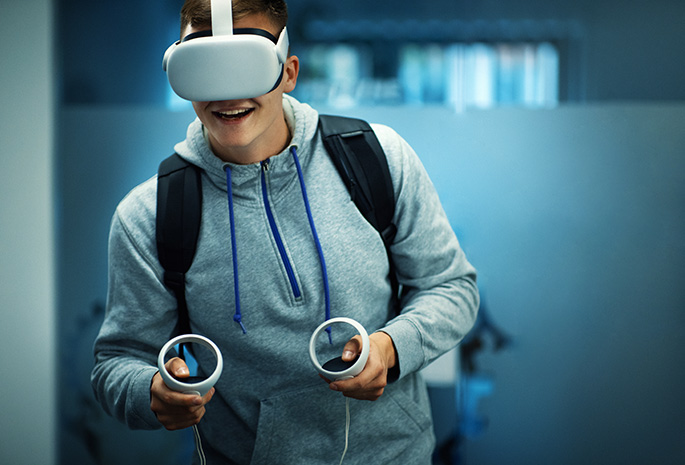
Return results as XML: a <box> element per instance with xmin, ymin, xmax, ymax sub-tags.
<box><xmin>290</xmin><ymin>146</ymin><xmax>332</xmax><ymax>343</ymax></box>
<box><xmin>223</xmin><ymin>148</ymin><xmax>331</xmax><ymax>339</ymax></box>
<box><xmin>224</xmin><ymin>165</ymin><xmax>247</xmax><ymax>334</ymax></box>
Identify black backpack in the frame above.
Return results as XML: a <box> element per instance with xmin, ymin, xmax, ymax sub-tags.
<box><xmin>156</xmin><ymin>115</ymin><xmax>398</xmax><ymax>336</ymax></box>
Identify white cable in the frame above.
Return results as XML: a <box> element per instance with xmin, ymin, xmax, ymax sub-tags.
<box><xmin>339</xmin><ymin>397</ymin><xmax>351</xmax><ymax>465</ymax></box>
<box><xmin>193</xmin><ymin>424</ymin><xmax>207</xmax><ymax>465</ymax></box>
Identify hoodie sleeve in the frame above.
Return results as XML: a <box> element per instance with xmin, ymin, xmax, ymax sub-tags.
<box><xmin>371</xmin><ymin>124</ymin><xmax>479</xmax><ymax>379</ymax></box>
<box><xmin>91</xmin><ymin>179</ymin><xmax>178</xmax><ymax>430</ymax></box>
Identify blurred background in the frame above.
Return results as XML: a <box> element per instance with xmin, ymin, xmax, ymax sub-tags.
<box><xmin>1</xmin><ymin>0</ymin><xmax>684</xmax><ymax>464</ymax></box>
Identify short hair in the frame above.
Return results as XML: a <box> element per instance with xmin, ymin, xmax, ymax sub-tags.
<box><xmin>180</xmin><ymin>0</ymin><xmax>288</xmax><ymax>38</ymax></box>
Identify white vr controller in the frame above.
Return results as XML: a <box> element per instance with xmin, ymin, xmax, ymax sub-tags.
<box><xmin>157</xmin><ymin>318</ymin><xmax>366</xmax><ymax>397</ymax></box>
<box><xmin>157</xmin><ymin>334</ymin><xmax>223</xmax><ymax>396</ymax></box>
<box><xmin>309</xmin><ymin>317</ymin><xmax>370</xmax><ymax>381</ymax></box>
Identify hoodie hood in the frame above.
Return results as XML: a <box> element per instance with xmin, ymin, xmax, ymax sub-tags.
<box><xmin>173</xmin><ymin>95</ymin><xmax>321</xmax><ymax>193</ymax></box>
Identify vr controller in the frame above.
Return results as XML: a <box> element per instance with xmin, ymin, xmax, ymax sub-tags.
<box><xmin>158</xmin><ymin>317</ymin><xmax>367</xmax><ymax>398</ymax></box>
<box><xmin>162</xmin><ymin>0</ymin><xmax>289</xmax><ymax>101</ymax></box>
<box><xmin>157</xmin><ymin>334</ymin><xmax>223</xmax><ymax>396</ymax></box>
<box><xmin>309</xmin><ymin>318</ymin><xmax>370</xmax><ymax>381</ymax></box>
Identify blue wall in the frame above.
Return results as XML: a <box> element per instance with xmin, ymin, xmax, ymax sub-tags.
<box><xmin>349</xmin><ymin>103</ymin><xmax>685</xmax><ymax>464</ymax></box>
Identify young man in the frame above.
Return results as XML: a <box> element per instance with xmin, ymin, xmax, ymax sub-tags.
<box><xmin>92</xmin><ymin>0</ymin><xmax>479</xmax><ymax>463</ymax></box>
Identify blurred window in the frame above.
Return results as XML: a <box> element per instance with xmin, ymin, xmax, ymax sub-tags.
<box><xmin>290</xmin><ymin>18</ymin><xmax>569</xmax><ymax>110</ymax></box>
<box><xmin>292</xmin><ymin>41</ymin><xmax>559</xmax><ymax>110</ymax></box>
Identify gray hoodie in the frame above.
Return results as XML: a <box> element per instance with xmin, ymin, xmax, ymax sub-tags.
<box><xmin>92</xmin><ymin>95</ymin><xmax>479</xmax><ymax>464</ymax></box>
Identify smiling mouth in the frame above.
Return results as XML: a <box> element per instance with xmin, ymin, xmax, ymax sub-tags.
<box><xmin>213</xmin><ymin>108</ymin><xmax>255</xmax><ymax>120</ymax></box>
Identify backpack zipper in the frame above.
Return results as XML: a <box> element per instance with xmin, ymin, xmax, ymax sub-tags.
<box><xmin>260</xmin><ymin>160</ymin><xmax>302</xmax><ymax>299</ymax></box>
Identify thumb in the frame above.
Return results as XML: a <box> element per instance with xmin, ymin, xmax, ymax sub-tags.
<box><xmin>342</xmin><ymin>335</ymin><xmax>363</xmax><ymax>362</ymax></box>
<box><xmin>165</xmin><ymin>357</ymin><xmax>190</xmax><ymax>379</ymax></box>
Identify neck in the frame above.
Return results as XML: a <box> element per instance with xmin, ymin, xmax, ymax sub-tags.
<box><xmin>210</xmin><ymin>116</ymin><xmax>292</xmax><ymax>165</ymax></box>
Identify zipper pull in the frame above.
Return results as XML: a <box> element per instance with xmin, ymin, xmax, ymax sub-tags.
<box><xmin>261</xmin><ymin>159</ymin><xmax>270</xmax><ymax>171</ymax></box>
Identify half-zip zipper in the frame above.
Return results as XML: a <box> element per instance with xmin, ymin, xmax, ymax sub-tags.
<box><xmin>260</xmin><ymin>159</ymin><xmax>302</xmax><ymax>299</ymax></box>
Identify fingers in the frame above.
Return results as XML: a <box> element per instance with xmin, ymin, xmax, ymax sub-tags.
<box><xmin>341</xmin><ymin>335</ymin><xmax>363</xmax><ymax>362</ymax></box>
<box><xmin>330</xmin><ymin>354</ymin><xmax>388</xmax><ymax>401</ymax></box>
<box><xmin>165</xmin><ymin>356</ymin><xmax>191</xmax><ymax>379</ymax></box>
<box><xmin>327</xmin><ymin>333</ymin><xmax>396</xmax><ymax>401</ymax></box>
<box><xmin>150</xmin><ymin>358</ymin><xmax>215</xmax><ymax>430</ymax></box>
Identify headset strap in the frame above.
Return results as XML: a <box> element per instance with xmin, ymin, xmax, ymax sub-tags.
<box><xmin>182</xmin><ymin>28</ymin><xmax>278</xmax><ymax>43</ymax></box>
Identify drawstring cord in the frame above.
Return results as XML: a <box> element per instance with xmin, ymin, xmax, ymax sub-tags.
<box><xmin>290</xmin><ymin>146</ymin><xmax>332</xmax><ymax>343</ymax></box>
<box><xmin>224</xmin><ymin>165</ymin><xmax>247</xmax><ymax>334</ymax></box>
<box><xmin>223</xmin><ymin>147</ymin><xmax>331</xmax><ymax>338</ymax></box>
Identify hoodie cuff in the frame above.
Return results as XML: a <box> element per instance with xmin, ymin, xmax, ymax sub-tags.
<box><xmin>379</xmin><ymin>319</ymin><xmax>424</xmax><ymax>382</ymax></box>
<box><xmin>127</xmin><ymin>366</ymin><xmax>162</xmax><ymax>430</ymax></box>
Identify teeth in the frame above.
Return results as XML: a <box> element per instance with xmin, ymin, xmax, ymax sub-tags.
<box><xmin>218</xmin><ymin>109</ymin><xmax>251</xmax><ymax>117</ymax></box>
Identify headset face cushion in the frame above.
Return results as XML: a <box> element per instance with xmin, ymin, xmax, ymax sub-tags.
<box><xmin>166</xmin><ymin>35</ymin><xmax>283</xmax><ymax>101</ymax></box>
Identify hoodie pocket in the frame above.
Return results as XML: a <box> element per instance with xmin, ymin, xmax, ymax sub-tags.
<box><xmin>249</xmin><ymin>379</ymin><xmax>433</xmax><ymax>465</ymax></box>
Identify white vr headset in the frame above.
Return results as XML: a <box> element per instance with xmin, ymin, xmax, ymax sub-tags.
<box><xmin>162</xmin><ymin>0</ymin><xmax>289</xmax><ymax>101</ymax></box>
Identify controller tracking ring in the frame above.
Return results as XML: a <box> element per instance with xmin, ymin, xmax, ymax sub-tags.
<box><xmin>309</xmin><ymin>317</ymin><xmax>370</xmax><ymax>381</ymax></box>
<box><xmin>157</xmin><ymin>334</ymin><xmax>223</xmax><ymax>396</ymax></box>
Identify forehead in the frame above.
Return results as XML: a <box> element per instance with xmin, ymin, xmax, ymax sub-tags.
<box><xmin>183</xmin><ymin>13</ymin><xmax>279</xmax><ymax>39</ymax></box>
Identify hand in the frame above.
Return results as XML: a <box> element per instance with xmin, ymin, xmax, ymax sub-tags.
<box><xmin>150</xmin><ymin>357</ymin><xmax>215</xmax><ymax>430</ymax></box>
<box><xmin>323</xmin><ymin>331</ymin><xmax>397</xmax><ymax>401</ymax></box>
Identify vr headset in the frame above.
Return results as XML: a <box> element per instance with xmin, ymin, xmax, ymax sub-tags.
<box><xmin>162</xmin><ymin>0</ymin><xmax>289</xmax><ymax>101</ymax></box>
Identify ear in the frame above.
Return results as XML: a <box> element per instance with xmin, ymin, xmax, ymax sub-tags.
<box><xmin>282</xmin><ymin>54</ymin><xmax>299</xmax><ymax>94</ymax></box>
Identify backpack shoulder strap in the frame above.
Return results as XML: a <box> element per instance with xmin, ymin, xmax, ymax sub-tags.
<box><xmin>318</xmin><ymin>115</ymin><xmax>397</xmax><ymax>245</ymax></box>
<box><xmin>156</xmin><ymin>153</ymin><xmax>202</xmax><ymax>336</ymax></box>
<box><xmin>318</xmin><ymin>115</ymin><xmax>399</xmax><ymax>297</ymax></box>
